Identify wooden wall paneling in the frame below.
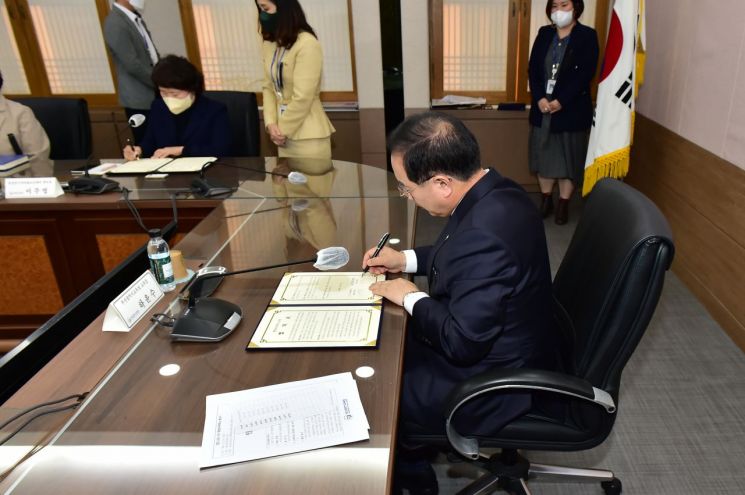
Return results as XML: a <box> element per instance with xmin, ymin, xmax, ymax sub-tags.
<box><xmin>89</xmin><ymin>107</ymin><xmax>132</xmax><ymax>159</ymax></box>
<box><xmin>0</xmin><ymin>236</ymin><xmax>64</xmax><ymax>315</ymax></box>
<box><xmin>438</xmin><ymin>109</ymin><xmax>537</xmax><ymax>190</ymax></box>
<box><xmin>628</xmin><ymin>114</ymin><xmax>745</xmax><ymax>352</ymax></box>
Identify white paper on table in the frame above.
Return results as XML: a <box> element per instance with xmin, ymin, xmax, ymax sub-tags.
<box><xmin>270</xmin><ymin>271</ymin><xmax>384</xmax><ymax>305</ymax></box>
<box><xmin>158</xmin><ymin>156</ymin><xmax>217</xmax><ymax>173</ymax></box>
<box><xmin>199</xmin><ymin>372</ymin><xmax>369</xmax><ymax>468</ymax></box>
<box><xmin>248</xmin><ymin>305</ymin><xmax>381</xmax><ymax>349</ymax></box>
<box><xmin>109</xmin><ymin>158</ymin><xmax>172</xmax><ymax>174</ymax></box>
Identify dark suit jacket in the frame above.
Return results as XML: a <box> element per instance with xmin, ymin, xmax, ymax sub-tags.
<box><xmin>103</xmin><ymin>6</ymin><xmax>157</xmax><ymax>110</ymax></box>
<box><xmin>400</xmin><ymin>170</ymin><xmax>557</xmax><ymax>437</ymax></box>
<box><xmin>139</xmin><ymin>95</ymin><xmax>231</xmax><ymax>158</ymax></box>
<box><xmin>528</xmin><ymin>23</ymin><xmax>599</xmax><ymax>132</ymax></box>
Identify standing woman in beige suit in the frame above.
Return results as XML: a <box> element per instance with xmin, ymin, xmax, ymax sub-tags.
<box><xmin>256</xmin><ymin>0</ymin><xmax>335</xmax><ymax>159</ymax></box>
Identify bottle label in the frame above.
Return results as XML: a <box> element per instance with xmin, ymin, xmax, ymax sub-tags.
<box><xmin>149</xmin><ymin>253</ymin><xmax>174</xmax><ymax>284</ymax></box>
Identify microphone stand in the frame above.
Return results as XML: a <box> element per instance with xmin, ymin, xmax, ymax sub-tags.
<box><xmin>190</xmin><ymin>161</ymin><xmax>236</xmax><ymax>198</ymax></box>
<box><xmin>186</xmin><ymin>258</ymin><xmax>316</xmax><ymax>308</ymax></box>
<box><xmin>171</xmin><ymin>257</ymin><xmax>316</xmax><ymax>343</ymax></box>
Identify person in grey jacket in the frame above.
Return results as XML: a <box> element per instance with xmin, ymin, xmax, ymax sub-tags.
<box><xmin>104</xmin><ymin>0</ymin><xmax>159</xmax><ymax>143</ymax></box>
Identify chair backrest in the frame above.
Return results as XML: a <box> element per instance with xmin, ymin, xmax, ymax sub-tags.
<box><xmin>552</xmin><ymin>178</ymin><xmax>674</xmax><ymax>402</ymax></box>
<box><xmin>14</xmin><ymin>97</ymin><xmax>92</xmax><ymax>160</ymax></box>
<box><xmin>204</xmin><ymin>91</ymin><xmax>260</xmax><ymax>156</ymax></box>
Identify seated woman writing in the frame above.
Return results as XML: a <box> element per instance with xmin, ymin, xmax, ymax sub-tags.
<box><xmin>123</xmin><ymin>55</ymin><xmax>231</xmax><ymax>160</ymax></box>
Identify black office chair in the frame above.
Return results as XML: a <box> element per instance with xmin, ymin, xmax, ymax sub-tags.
<box><xmin>14</xmin><ymin>97</ymin><xmax>92</xmax><ymax>160</ymax></box>
<box><xmin>409</xmin><ymin>178</ymin><xmax>675</xmax><ymax>494</ymax></box>
<box><xmin>204</xmin><ymin>90</ymin><xmax>260</xmax><ymax>156</ymax></box>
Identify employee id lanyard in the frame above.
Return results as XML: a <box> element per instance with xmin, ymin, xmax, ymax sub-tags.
<box><xmin>270</xmin><ymin>46</ymin><xmax>287</xmax><ymax>100</ymax></box>
<box><xmin>546</xmin><ymin>32</ymin><xmax>570</xmax><ymax>96</ymax></box>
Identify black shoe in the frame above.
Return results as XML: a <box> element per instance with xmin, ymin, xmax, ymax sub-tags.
<box><xmin>555</xmin><ymin>198</ymin><xmax>569</xmax><ymax>225</ymax></box>
<box><xmin>393</xmin><ymin>459</ymin><xmax>439</xmax><ymax>495</ymax></box>
<box><xmin>539</xmin><ymin>193</ymin><xmax>553</xmax><ymax>218</ymax></box>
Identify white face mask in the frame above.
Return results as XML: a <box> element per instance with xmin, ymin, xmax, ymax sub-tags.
<box><xmin>163</xmin><ymin>94</ymin><xmax>195</xmax><ymax>115</ymax></box>
<box><xmin>551</xmin><ymin>9</ymin><xmax>574</xmax><ymax>28</ymax></box>
<box><xmin>129</xmin><ymin>0</ymin><xmax>146</xmax><ymax>12</ymax></box>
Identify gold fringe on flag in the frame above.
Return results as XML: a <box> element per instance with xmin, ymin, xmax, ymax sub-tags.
<box><xmin>582</xmin><ymin>146</ymin><xmax>630</xmax><ymax>196</ymax></box>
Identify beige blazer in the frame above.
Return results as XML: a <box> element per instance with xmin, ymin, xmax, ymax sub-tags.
<box><xmin>0</xmin><ymin>95</ymin><xmax>50</xmax><ymax>159</ymax></box>
<box><xmin>262</xmin><ymin>32</ymin><xmax>335</xmax><ymax>140</ymax></box>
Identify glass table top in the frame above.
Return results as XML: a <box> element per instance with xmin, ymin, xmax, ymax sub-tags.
<box><xmin>0</xmin><ymin>181</ymin><xmax>417</xmax><ymax>494</ymax></box>
<box><xmin>1</xmin><ymin>156</ymin><xmax>402</xmax><ymax>201</ymax></box>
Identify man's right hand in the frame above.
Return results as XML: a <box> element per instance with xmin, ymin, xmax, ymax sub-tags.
<box><xmin>362</xmin><ymin>246</ymin><xmax>406</xmax><ymax>274</ymax></box>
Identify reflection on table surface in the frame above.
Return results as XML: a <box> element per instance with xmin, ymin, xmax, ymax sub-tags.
<box><xmin>0</xmin><ymin>191</ymin><xmax>416</xmax><ymax>495</ymax></box>
<box><xmin>1</xmin><ymin>156</ymin><xmax>400</xmax><ymax>200</ymax></box>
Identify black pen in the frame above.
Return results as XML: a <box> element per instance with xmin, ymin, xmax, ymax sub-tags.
<box><xmin>126</xmin><ymin>138</ymin><xmax>139</xmax><ymax>160</ymax></box>
<box><xmin>363</xmin><ymin>232</ymin><xmax>390</xmax><ymax>274</ymax></box>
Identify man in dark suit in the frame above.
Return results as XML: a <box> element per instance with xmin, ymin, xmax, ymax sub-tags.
<box><xmin>104</xmin><ymin>0</ymin><xmax>160</xmax><ymax>143</ymax></box>
<box><xmin>364</xmin><ymin>112</ymin><xmax>557</xmax><ymax>494</ymax></box>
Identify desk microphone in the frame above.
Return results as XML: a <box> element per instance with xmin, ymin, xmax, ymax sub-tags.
<box><xmin>170</xmin><ymin>247</ymin><xmax>350</xmax><ymax>342</ymax></box>
<box><xmin>66</xmin><ymin>153</ymin><xmax>120</xmax><ymax>194</ymax></box>
<box><xmin>190</xmin><ymin>161</ymin><xmax>236</xmax><ymax>198</ymax></box>
<box><xmin>128</xmin><ymin>113</ymin><xmax>146</xmax><ymax>128</ymax></box>
<box><xmin>113</xmin><ymin>112</ymin><xmax>147</xmax><ymax>151</ymax></box>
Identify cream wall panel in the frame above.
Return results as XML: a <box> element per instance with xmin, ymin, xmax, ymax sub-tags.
<box><xmin>677</xmin><ymin>1</ymin><xmax>744</xmax><ymax>159</ymax></box>
<box><xmin>351</xmin><ymin>0</ymin><xmax>384</xmax><ymax>108</ymax></box>
<box><xmin>140</xmin><ymin>0</ymin><xmax>188</xmax><ymax>58</ymax></box>
<box><xmin>401</xmin><ymin>0</ymin><xmax>429</xmax><ymax>109</ymax></box>
<box><xmin>722</xmin><ymin>27</ymin><xmax>745</xmax><ymax>168</ymax></box>
<box><xmin>637</xmin><ymin>0</ymin><xmax>745</xmax><ymax>170</ymax></box>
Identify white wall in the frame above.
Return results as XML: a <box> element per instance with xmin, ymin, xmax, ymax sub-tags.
<box><xmin>350</xmin><ymin>0</ymin><xmax>384</xmax><ymax>108</ymax></box>
<box><xmin>636</xmin><ymin>0</ymin><xmax>745</xmax><ymax>170</ymax></box>
<box><xmin>401</xmin><ymin>0</ymin><xmax>430</xmax><ymax>109</ymax></box>
<box><xmin>141</xmin><ymin>0</ymin><xmax>188</xmax><ymax>58</ymax></box>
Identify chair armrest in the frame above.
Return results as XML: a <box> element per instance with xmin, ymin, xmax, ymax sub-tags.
<box><xmin>444</xmin><ymin>368</ymin><xmax>616</xmax><ymax>460</ymax></box>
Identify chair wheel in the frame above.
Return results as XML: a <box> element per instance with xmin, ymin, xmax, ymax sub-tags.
<box><xmin>601</xmin><ymin>477</ymin><xmax>622</xmax><ymax>494</ymax></box>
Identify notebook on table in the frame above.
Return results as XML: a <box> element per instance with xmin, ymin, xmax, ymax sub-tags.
<box><xmin>107</xmin><ymin>157</ymin><xmax>217</xmax><ymax>175</ymax></box>
<box><xmin>0</xmin><ymin>154</ymin><xmax>30</xmax><ymax>173</ymax></box>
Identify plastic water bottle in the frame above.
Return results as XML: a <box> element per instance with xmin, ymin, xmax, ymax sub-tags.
<box><xmin>147</xmin><ymin>228</ymin><xmax>176</xmax><ymax>292</ymax></box>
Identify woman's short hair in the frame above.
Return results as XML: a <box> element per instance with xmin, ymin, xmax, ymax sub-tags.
<box><xmin>256</xmin><ymin>0</ymin><xmax>316</xmax><ymax>47</ymax></box>
<box><xmin>151</xmin><ymin>55</ymin><xmax>205</xmax><ymax>95</ymax></box>
<box><xmin>545</xmin><ymin>0</ymin><xmax>585</xmax><ymax>21</ymax></box>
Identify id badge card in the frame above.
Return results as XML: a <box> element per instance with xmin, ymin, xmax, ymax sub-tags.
<box><xmin>279</xmin><ymin>104</ymin><xmax>288</xmax><ymax>116</ymax></box>
<box><xmin>546</xmin><ymin>79</ymin><xmax>556</xmax><ymax>95</ymax></box>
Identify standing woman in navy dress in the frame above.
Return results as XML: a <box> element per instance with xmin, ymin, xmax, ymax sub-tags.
<box><xmin>528</xmin><ymin>0</ymin><xmax>599</xmax><ymax>224</ymax></box>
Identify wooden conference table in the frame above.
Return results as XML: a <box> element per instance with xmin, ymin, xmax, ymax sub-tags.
<box><xmin>0</xmin><ymin>157</ymin><xmax>416</xmax><ymax>494</ymax></box>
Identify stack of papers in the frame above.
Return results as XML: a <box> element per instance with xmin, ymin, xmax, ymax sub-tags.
<box><xmin>199</xmin><ymin>372</ymin><xmax>369</xmax><ymax>468</ymax></box>
<box><xmin>107</xmin><ymin>156</ymin><xmax>217</xmax><ymax>174</ymax></box>
<box><xmin>431</xmin><ymin>94</ymin><xmax>487</xmax><ymax>107</ymax></box>
<box><xmin>248</xmin><ymin>272</ymin><xmax>385</xmax><ymax>349</ymax></box>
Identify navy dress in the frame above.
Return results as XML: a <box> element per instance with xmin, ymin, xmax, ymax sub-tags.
<box><xmin>139</xmin><ymin>95</ymin><xmax>231</xmax><ymax>158</ymax></box>
<box><xmin>528</xmin><ymin>23</ymin><xmax>599</xmax><ymax>183</ymax></box>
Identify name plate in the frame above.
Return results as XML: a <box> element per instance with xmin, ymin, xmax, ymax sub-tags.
<box><xmin>4</xmin><ymin>177</ymin><xmax>64</xmax><ymax>198</ymax></box>
<box><xmin>103</xmin><ymin>271</ymin><xmax>164</xmax><ymax>332</ymax></box>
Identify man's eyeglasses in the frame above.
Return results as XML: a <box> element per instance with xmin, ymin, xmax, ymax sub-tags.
<box><xmin>397</xmin><ymin>177</ymin><xmax>433</xmax><ymax>197</ymax></box>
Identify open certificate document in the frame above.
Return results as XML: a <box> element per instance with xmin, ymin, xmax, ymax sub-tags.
<box><xmin>247</xmin><ymin>272</ymin><xmax>385</xmax><ymax>349</ymax></box>
<box><xmin>199</xmin><ymin>372</ymin><xmax>370</xmax><ymax>468</ymax></box>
